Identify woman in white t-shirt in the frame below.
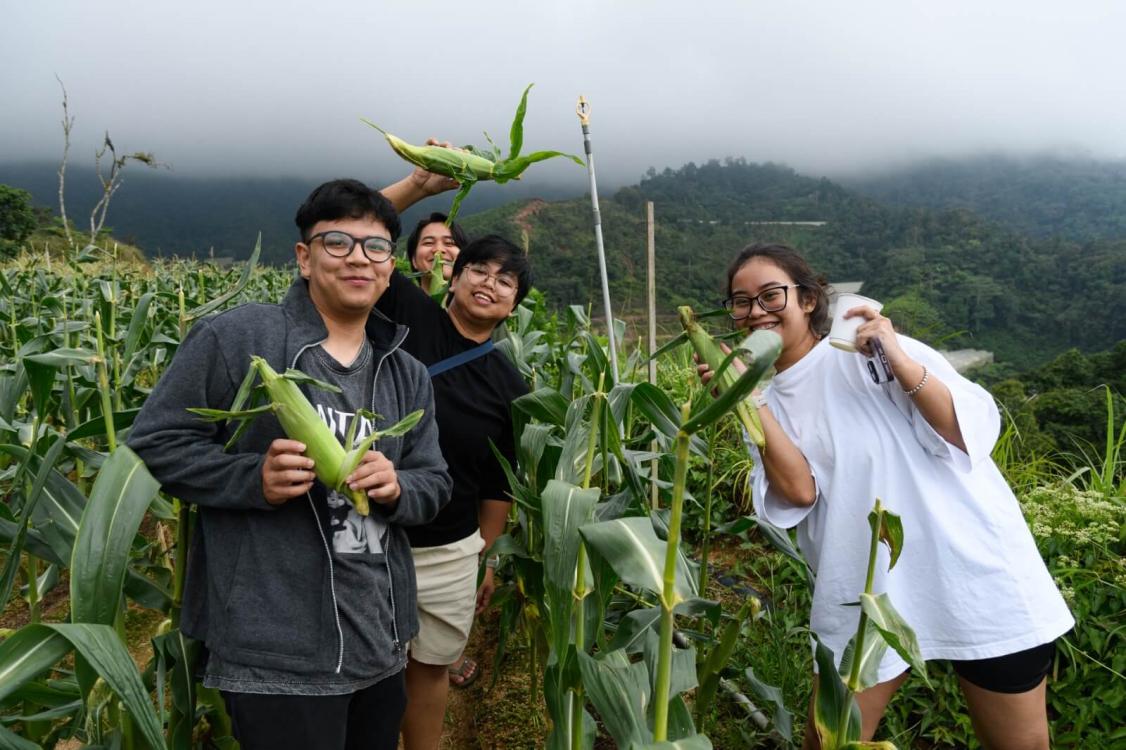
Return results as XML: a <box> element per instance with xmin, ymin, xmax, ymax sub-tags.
<box><xmin>700</xmin><ymin>243</ymin><xmax>1072</xmax><ymax>750</ymax></box>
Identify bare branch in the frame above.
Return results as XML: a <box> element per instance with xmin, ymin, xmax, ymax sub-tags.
<box><xmin>55</xmin><ymin>75</ymin><xmax>75</xmax><ymax>248</ymax></box>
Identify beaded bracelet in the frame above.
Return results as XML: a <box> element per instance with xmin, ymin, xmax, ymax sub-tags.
<box><xmin>904</xmin><ymin>366</ymin><xmax>929</xmax><ymax>397</ymax></box>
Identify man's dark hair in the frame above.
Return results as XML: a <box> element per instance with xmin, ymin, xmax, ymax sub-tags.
<box><xmin>451</xmin><ymin>234</ymin><xmax>533</xmax><ymax>306</ymax></box>
<box><xmin>294</xmin><ymin>179</ymin><xmax>401</xmax><ymax>242</ymax></box>
<box><xmin>725</xmin><ymin>242</ymin><xmax>832</xmax><ymax>336</ymax></box>
<box><xmin>405</xmin><ymin>213</ymin><xmax>470</xmax><ymax>270</ymax></box>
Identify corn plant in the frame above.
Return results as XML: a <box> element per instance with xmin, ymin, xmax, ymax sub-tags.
<box><xmin>0</xmin><ymin>241</ymin><xmax>274</xmax><ymax>748</ymax></box>
<box><xmin>811</xmin><ymin>499</ymin><xmax>930</xmax><ymax>750</ymax></box>
<box><xmin>487</xmin><ymin>295</ymin><xmax>791</xmax><ymax>748</ymax></box>
<box><xmin>364</xmin><ymin>83</ymin><xmax>584</xmax><ymax>223</ymax></box>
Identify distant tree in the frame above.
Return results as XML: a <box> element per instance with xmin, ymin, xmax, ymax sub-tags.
<box><xmin>0</xmin><ymin>184</ymin><xmax>37</xmax><ymax>256</ymax></box>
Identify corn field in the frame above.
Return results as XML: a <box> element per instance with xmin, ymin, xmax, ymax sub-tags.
<box><xmin>1</xmin><ymin>246</ymin><xmax>1120</xmax><ymax>749</ymax></box>
<box><xmin>0</xmin><ymin>243</ymin><xmax>804</xmax><ymax>750</ymax></box>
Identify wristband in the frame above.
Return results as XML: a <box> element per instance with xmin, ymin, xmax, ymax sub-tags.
<box><xmin>750</xmin><ymin>390</ymin><xmax>768</xmax><ymax>409</ymax></box>
<box><xmin>484</xmin><ymin>555</ymin><xmax>500</xmax><ymax>570</ymax></box>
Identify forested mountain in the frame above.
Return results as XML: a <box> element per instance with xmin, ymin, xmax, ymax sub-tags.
<box><xmin>458</xmin><ymin>158</ymin><xmax>1126</xmax><ymax>368</ymax></box>
<box><xmin>845</xmin><ymin>154</ymin><xmax>1126</xmax><ymax>240</ymax></box>
<box><xmin>0</xmin><ymin>162</ymin><xmax>578</xmax><ymax>263</ymax></box>
<box><xmin>4</xmin><ymin>157</ymin><xmax>1124</xmax><ymax>368</ymax></box>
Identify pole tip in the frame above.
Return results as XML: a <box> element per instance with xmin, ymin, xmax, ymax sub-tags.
<box><xmin>576</xmin><ymin>96</ymin><xmax>591</xmax><ymax>125</ymax></box>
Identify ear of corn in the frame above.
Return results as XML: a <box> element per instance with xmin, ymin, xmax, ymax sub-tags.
<box><xmin>189</xmin><ymin>356</ymin><xmax>425</xmax><ymax>516</ymax></box>
<box><xmin>361</xmin><ymin>123</ymin><xmax>500</xmax><ymax>182</ymax></box>
<box><xmin>678</xmin><ymin>306</ymin><xmax>769</xmax><ymax>449</ymax></box>
<box><xmin>361</xmin><ymin>84</ymin><xmax>583</xmax><ymax>224</ymax></box>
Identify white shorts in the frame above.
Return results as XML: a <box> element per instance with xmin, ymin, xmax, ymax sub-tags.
<box><xmin>408</xmin><ymin>530</ymin><xmax>485</xmax><ymax>666</ymax></box>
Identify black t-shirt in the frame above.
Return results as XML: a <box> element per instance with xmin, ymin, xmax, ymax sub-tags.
<box><xmin>376</xmin><ymin>270</ymin><xmax>528</xmax><ymax>547</ymax></box>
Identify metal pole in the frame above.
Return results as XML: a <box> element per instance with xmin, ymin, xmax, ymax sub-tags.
<box><xmin>577</xmin><ymin>96</ymin><xmax>620</xmax><ymax>382</ymax></box>
<box><xmin>647</xmin><ymin>201</ymin><xmax>659</xmax><ymax>509</ymax></box>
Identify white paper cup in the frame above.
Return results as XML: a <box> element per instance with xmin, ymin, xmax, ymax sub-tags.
<box><xmin>829</xmin><ymin>293</ymin><xmax>883</xmax><ymax>352</ymax></box>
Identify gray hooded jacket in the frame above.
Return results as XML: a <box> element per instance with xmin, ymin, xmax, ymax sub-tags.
<box><xmin>128</xmin><ymin>278</ymin><xmax>451</xmax><ymax>682</ymax></box>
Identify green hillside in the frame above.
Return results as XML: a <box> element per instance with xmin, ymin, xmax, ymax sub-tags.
<box><xmin>458</xmin><ymin>158</ymin><xmax>1126</xmax><ymax>368</ymax></box>
<box><xmin>846</xmin><ymin>153</ymin><xmax>1126</xmax><ymax>240</ymax></box>
<box><xmin>5</xmin><ymin>156</ymin><xmax>1125</xmax><ymax>369</ymax></box>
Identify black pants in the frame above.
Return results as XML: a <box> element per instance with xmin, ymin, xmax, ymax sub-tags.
<box><xmin>221</xmin><ymin>670</ymin><xmax>407</xmax><ymax>750</ymax></box>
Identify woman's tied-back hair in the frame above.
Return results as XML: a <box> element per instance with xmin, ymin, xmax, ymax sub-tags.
<box><xmin>725</xmin><ymin>243</ymin><xmax>832</xmax><ymax>337</ymax></box>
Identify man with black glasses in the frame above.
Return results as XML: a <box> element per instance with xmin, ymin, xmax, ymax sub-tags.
<box><xmin>129</xmin><ymin>179</ymin><xmax>451</xmax><ymax>750</ymax></box>
<box><xmin>373</xmin><ymin>173</ymin><xmax>531</xmax><ymax>748</ymax></box>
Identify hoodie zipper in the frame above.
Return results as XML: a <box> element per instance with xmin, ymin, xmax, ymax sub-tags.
<box><xmin>292</xmin><ymin>340</ymin><xmax>347</xmax><ymax>674</ymax></box>
<box><xmin>293</xmin><ymin>327</ymin><xmax>409</xmax><ymax>673</ymax></box>
<box><xmin>370</xmin><ymin>328</ymin><xmax>407</xmax><ymax>657</ymax></box>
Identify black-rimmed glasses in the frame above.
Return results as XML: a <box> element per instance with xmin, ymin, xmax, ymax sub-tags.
<box><xmin>722</xmin><ymin>284</ymin><xmax>800</xmax><ymax>320</ymax></box>
<box><xmin>306</xmin><ymin>231</ymin><xmax>395</xmax><ymax>263</ymax></box>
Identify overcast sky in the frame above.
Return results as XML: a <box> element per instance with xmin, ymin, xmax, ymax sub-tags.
<box><xmin>3</xmin><ymin>0</ymin><xmax>1125</xmax><ymax>188</ymax></box>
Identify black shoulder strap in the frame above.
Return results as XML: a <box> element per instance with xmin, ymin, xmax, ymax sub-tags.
<box><xmin>427</xmin><ymin>340</ymin><xmax>495</xmax><ymax>378</ymax></box>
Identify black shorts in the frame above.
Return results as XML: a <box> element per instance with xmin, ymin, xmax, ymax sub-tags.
<box><xmin>949</xmin><ymin>641</ymin><xmax>1055</xmax><ymax>694</ymax></box>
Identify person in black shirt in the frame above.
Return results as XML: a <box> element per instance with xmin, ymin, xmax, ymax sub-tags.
<box><xmin>375</xmin><ymin>178</ymin><xmax>531</xmax><ymax>749</ymax></box>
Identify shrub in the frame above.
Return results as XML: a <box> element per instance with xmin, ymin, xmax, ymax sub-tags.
<box><xmin>0</xmin><ymin>184</ymin><xmax>37</xmax><ymax>257</ymax></box>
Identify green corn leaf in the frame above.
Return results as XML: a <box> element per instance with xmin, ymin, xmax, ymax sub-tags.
<box><xmin>580</xmin><ymin>516</ymin><xmax>697</xmax><ymax>604</ymax></box>
<box><xmin>0</xmin><ymin>627</ymin><xmax>72</xmax><ymax>704</ymax></box>
<box><xmin>498</xmin><ymin>150</ymin><xmax>586</xmax><ymax>181</ymax></box>
<box><xmin>227</xmin><ymin>356</ymin><xmax>263</xmax><ymax>414</ymax></box>
<box><xmin>507</xmin><ymin>83</ymin><xmax>533</xmax><ymax>161</ymax></box>
<box><xmin>630</xmin><ymin>382</ymin><xmax>682</xmax><ymax>443</ymax></box>
<box><xmin>340</xmin><ymin>409</ymin><xmax>423</xmax><ymax>465</ymax></box>
<box><xmin>70</xmin><ymin>446</ymin><xmax>161</xmax><ymax>627</ymax></box>
<box><xmin>649</xmin><ymin>330</ymin><xmax>688</xmax><ymax>360</ymax></box>
<box><xmin>696</xmin><ymin>599</ymin><xmax>756</xmax><ymax>720</ymax></box>
<box><xmin>682</xmin><ymin>333</ymin><xmax>779</xmax><ymax>435</ymax></box>
<box><xmin>185</xmin><ymin>234</ymin><xmax>261</xmax><ymax>321</ymax></box>
<box><xmin>859</xmin><ymin>592</ymin><xmax>930</xmax><ymax>688</ymax></box>
<box><xmin>24</xmin><ymin>347</ymin><xmax>99</xmax><ymax>369</ymax></box>
<box><xmin>23</xmin><ymin>349</ymin><xmax>94</xmax><ymax>420</ymax></box>
<box><xmin>643</xmin><ymin>627</ymin><xmax>698</xmax><ymax>716</ymax></box>
<box><xmin>514</xmin><ymin>387</ymin><xmax>572</xmax><ymax>427</ymax></box>
<box><xmin>186</xmin><ymin>404</ymin><xmax>276</xmax><ymax>422</ymax></box>
<box><xmin>0</xmin><ymin>722</ymin><xmax>43</xmax><ymax>749</ymax></box>
<box><xmin>66</xmin><ymin>407</ymin><xmax>141</xmax><ymax>441</ymax></box>
<box><xmin>121</xmin><ymin>291</ymin><xmax>154</xmax><ymax>367</ymax></box>
<box><xmin>541</xmin><ymin>479</ymin><xmax>600</xmax><ymax>590</ymax></box>
<box><xmin>280</xmin><ymin>367</ymin><xmax>343</xmax><ymax>393</ymax></box>
<box><xmin>636</xmin><ymin>735</ymin><xmax>714</xmax><ymax>749</ymax></box>
<box><xmin>153</xmin><ymin>628</ymin><xmax>201</xmax><ymax>750</ymax></box>
<box><xmin>577</xmin><ymin>649</ymin><xmax>653</xmax><ymax>749</ymax></box>
<box><xmin>445</xmin><ymin>182</ymin><xmax>474</xmax><ymax>225</ymax></box>
<box><xmin>0</xmin><ymin>368</ymin><xmax>29</xmax><ymax>425</ymax></box>
<box><xmin>868</xmin><ymin>501</ymin><xmax>904</xmax><ymax>571</ymax></box>
<box><xmin>813</xmin><ymin>635</ymin><xmax>862</xmax><ymax>748</ymax></box>
<box><xmin>55</xmin><ymin>623</ymin><xmax>164</xmax><ymax>749</ymax></box>
<box><xmin>606</xmin><ymin>604</ymin><xmax>662</xmax><ymax>654</ymax></box>
<box><xmin>0</xmin><ymin>434</ymin><xmax>68</xmax><ymax>612</ymax></box>
<box><xmin>745</xmin><ymin>667</ymin><xmax>793</xmax><ymax>741</ymax></box>
<box><xmin>838</xmin><ymin>618</ymin><xmax>888</xmax><ymax>692</ymax></box>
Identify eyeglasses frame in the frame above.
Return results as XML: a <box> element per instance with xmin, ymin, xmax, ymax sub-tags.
<box><xmin>304</xmin><ymin>231</ymin><xmax>395</xmax><ymax>263</ymax></box>
<box><xmin>722</xmin><ymin>284</ymin><xmax>802</xmax><ymax>320</ymax></box>
<box><xmin>461</xmin><ymin>263</ymin><xmax>519</xmax><ymax>298</ymax></box>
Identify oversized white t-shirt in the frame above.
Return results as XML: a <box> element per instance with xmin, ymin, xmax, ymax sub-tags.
<box><xmin>751</xmin><ymin>336</ymin><xmax>1073</xmax><ymax>682</ymax></box>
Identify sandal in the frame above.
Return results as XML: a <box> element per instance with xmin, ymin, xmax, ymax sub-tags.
<box><xmin>448</xmin><ymin>656</ymin><xmax>480</xmax><ymax>688</ymax></box>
